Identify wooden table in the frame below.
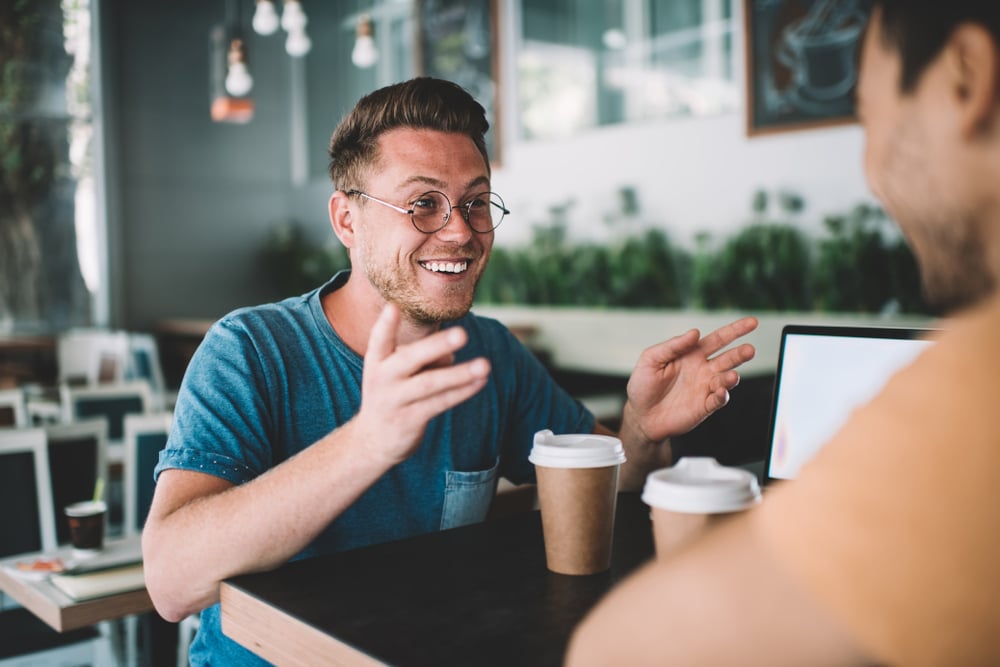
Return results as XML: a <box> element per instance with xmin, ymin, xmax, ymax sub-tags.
<box><xmin>0</xmin><ymin>536</ymin><xmax>152</xmax><ymax>632</ymax></box>
<box><xmin>221</xmin><ymin>492</ymin><xmax>654</xmax><ymax>666</ymax></box>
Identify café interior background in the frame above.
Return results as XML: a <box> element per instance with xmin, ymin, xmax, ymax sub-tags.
<box><xmin>3</xmin><ymin>0</ymin><xmax>897</xmax><ymax>339</ymax></box>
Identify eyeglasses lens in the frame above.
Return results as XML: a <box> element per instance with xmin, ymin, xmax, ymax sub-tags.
<box><xmin>410</xmin><ymin>191</ymin><xmax>505</xmax><ymax>233</ymax></box>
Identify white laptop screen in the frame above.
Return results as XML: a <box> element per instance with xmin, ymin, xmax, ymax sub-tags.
<box><xmin>765</xmin><ymin>326</ymin><xmax>935</xmax><ymax>483</ymax></box>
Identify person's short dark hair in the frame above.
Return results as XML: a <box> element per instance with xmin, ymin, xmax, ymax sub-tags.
<box><xmin>327</xmin><ymin>77</ymin><xmax>490</xmax><ymax>191</ymax></box>
<box><xmin>875</xmin><ymin>0</ymin><xmax>1000</xmax><ymax>91</ymax></box>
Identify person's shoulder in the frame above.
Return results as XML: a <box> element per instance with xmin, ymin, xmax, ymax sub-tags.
<box><xmin>457</xmin><ymin>310</ymin><xmax>522</xmax><ymax>344</ymax></box>
<box><xmin>209</xmin><ymin>287</ymin><xmax>322</xmax><ymax>339</ymax></box>
<box><xmin>916</xmin><ymin>295</ymin><xmax>1000</xmax><ymax>373</ymax></box>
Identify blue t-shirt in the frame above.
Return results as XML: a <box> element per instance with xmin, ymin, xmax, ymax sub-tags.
<box><xmin>155</xmin><ymin>271</ymin><xmax>594</xmax><ymax>666</ymax></box>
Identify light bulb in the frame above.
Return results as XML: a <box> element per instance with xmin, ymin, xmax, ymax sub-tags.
<box><xmin>351</xmin><ymin>15</ymin><xmax>378</xmax><ymax>68</ymax></box>
<box><xmin>285</xmin><ymin>28</ymin><xmax>312</xmax><ymax>57</ymax></box>
<box><xmin>252</xmin><ymin>0</ymin><xmax>279</xmax><ymax>35</ymax></box>
<box><xmin>281</xmin><ymin>0</ymin><xmax>308</xmax><ymax>32</ymax></box>
<box><xmin>225</xmin><ymin>61</ymin><xmax>254</xmax><ymax>96</ymax></box>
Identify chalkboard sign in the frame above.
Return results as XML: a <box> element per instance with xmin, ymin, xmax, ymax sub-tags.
<box><xmin>417</xmin><ymin>0</ymin><xmax>501</xmax><ymax>164</ymax></box>
<box><xmin>744</xmin><ymin>0</ymin><xmax>872</xmax><ymax>136</ymax></box>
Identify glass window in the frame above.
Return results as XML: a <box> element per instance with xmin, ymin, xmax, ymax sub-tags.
<box><xmin>518</xmin><ymin>0</ymin><xmax>737</xmax><ymax>141</ymax></box>
<box><xmin>0</xmin><ymin>0</ymin><xmax>98</xmax><ymax>333</ymax></box>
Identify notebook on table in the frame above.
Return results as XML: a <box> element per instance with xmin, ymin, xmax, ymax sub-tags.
<box><xmin>762</xmin><ymin>324</ymin><xmax>936</xmax><ymax>486</ymax></box>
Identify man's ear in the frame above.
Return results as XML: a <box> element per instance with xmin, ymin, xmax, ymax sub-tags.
<box><xmin>945</xmin><ymin>23</ymin><xmax>1000</xmax><ymax>138</ymax></box>
<box><xmin>328</xmin><ymin>191</ymin><xmax>356</xmax><ymax>248</ymax></box>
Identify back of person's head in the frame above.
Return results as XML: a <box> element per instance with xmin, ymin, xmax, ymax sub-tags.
<box><xmin>875</xmin><ymin>0</ymin><xmax>1000</xmax><ymax>91</ymax></box>
<box><xmin>327</xmin><ymin>77</ymin><xmax>490</xmax><ymax>191</ymax></box>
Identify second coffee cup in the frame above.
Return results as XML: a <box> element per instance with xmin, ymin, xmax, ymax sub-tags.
<box><xmin>642</xmin><ymin>457</ymin><xmax>761</xmax><ymax>558</ymax></box>
<box><xmin>529</xmin><ymin>430</ymin><xmax>627</xmax><ymax>575</ymax></box>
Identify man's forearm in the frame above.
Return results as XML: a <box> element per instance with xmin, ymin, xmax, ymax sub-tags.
<box><xmin>142</xmin><ymin>417</ymin><xmax>394</xmax><ymax>621</ymax></box>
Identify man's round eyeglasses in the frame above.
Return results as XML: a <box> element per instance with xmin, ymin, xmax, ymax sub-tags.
<box><xmin>347</xmin><ymin>189</ymin><xmax>509</xmax><ymax>234</ymax></box>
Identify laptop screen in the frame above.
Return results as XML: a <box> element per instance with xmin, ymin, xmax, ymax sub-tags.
<box><xmin>764</xmin><ymin>325</ymin><xmax>935</xmax><ymax>484</ymax></box>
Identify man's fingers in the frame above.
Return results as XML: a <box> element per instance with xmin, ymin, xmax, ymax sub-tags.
<box><xmin>699</xmin><ymin>316</ymin><xmax>759</xmax><ymax>356</ymax></box>
<box><xmin>366</xmin><ymin>303</ymin><xmax>401</xmax><ymax>363</ymax></box>
<box><xmin>642</xmin><ymin>329</ymin><xmax>700</xmax><ymax>366</ymax></box>
<box><xmin>395</xmin><ymin>357</ymin><xmax>491</xmax><ymax>408</ymax></box>
<box><xmin>404</xmin><ymin>363</ymin><xmax>491</xmax><ymax>419</ymax></box>
<box><xmin>709</xmin><ymin>343</ymin><xmax>756</xmax><ymax>372</ymax></box>
<box><xmin>386</xmin><ymin>327</ymin><xmax>469</xmax><ymax>377</ymax></box>
<box><xmin>706</xmin><ymin>387</ymin><xmax>730</xmax><ymax>413</ymax></box>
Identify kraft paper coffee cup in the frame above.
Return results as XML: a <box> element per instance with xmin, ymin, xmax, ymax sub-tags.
<box><xmin>641</xmin><ymin>457</ymin><xmax>761</xmax><ymax>558</ymax></box>
<box><xmin>65</xmin><ymin>500</ymin><xmax>107</xmax><ymax>557</ymax></box>
<box><xmin>529</xmin><ymin>430</ymin><xmax>627</xmax><ymax>575</ymax></box>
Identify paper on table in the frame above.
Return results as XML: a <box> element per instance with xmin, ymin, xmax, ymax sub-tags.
<box><xmin>49</xmin><ymin>563</ymin><xmax>145</xmax><ymax>601</ymax></box>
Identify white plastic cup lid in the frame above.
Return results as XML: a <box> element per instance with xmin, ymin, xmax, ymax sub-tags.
<box><xmin>642</xmin><ymin>457</ymin><xmax>761</xmax><ymax>514</ymax></box>
<box><xmin>529</xmin><ymin>429</ymin><xmax>627</xmax><ymax>469</ymax></box>
<box><xmin>65</xmin><ymin>500</ymin><xmax>107</xmax><ymax>517</ymax></box>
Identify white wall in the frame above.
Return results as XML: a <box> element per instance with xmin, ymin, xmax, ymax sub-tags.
<box><xmin>491</xmin><ymin>110</ymin><xmax>873</xmax><ymax>249</ymax></box>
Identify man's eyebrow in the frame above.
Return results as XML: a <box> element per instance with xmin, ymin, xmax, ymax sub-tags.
<box><xmin>398</xmin><ymin>175</ymin><xmax>490</xmax><ymax>191</ymax></box>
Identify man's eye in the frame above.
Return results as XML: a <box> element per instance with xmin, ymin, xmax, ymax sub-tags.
<box><xmin>466</xmin><ymin>198</ymin><xmax>488</xmax><ymax>211</ymax></box>
<box><xmin>413</xmin><ymin>197</ymin><xmax>438</xmax><ymax>210</ymax></box>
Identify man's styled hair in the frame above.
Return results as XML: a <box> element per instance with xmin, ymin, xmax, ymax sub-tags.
<box><xmin>327</xmin><ymin>77</ymin><xmax>490</xmax><ymax>191</ymax></box>
<box><xmin>875</xmin><ymin>0</ymin><xmax>1000</xmax><ymax>91</ymax></box>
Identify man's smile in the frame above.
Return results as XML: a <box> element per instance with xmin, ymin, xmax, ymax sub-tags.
<box><xmin>419</xmin><ymin>260</ymin><xmax>470</xmax><ymax>274</ymax></box>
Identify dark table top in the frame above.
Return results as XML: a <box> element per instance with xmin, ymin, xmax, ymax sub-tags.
<box><xmin>222</xmin><ymin>492</ymin><xmax>654</xmax><ymax>666</ymax></box>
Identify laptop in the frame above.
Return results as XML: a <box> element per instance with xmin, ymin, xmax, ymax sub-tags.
<box><xmin>762</xmin><ymin>324</ymin><xmax>936</xmax><ymax>486</ymax></box>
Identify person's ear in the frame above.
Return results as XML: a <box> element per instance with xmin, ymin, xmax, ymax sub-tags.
<box><xmin>946</xmin><ymin>23</ymin><xmax>999</xmax><ymax>138</ymax></box>
<box><xmin>328</xmin><ymin>190</ymin><xmax>356</xmax><ymax>249</ymax></box>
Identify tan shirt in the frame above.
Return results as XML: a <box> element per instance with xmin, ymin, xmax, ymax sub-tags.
<box><xmin>755</xmin><ymin>295</ymin><xmax>1000</xmax><ymax>666</ymax></box>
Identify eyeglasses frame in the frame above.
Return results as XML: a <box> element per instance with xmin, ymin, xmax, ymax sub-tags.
<box><xmin>346</xmin><ymin>189</ymin><xmax>509</xmax><ymax>234</ymax></box>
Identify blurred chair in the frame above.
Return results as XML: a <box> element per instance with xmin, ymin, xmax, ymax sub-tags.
<box><xmin>122</xmin><ymin>412</ymin><xmax>172</xmax><ymax>537</ymax></box>
<box><xmin>57</xmin><ymin>328</ymin><xmax>132</xmax><ymax>387</ymax></box>
<box><xmin>126</xmin><ymin>333</ymin><xmax>171</xmax><ymax>412</ymax></box>
<box><xmin>176</xmin><ymin>613</ymin><xmax>200</xmax><ymax>667</ymax></box>
<box><xmin>0</xmin><ymin>427</ymin><xmax>115</xmax><ymax>667</ymax></box>
<box><xmin>0</xmin><ymin>428</ymin><xmax>56</xmax><ymax>556</ymax></box>
<box><xmin>0</xmin><ymin>389</ymin><xmax>27</xmax><ymax>428</ymax></box>
<box><xmin>59</xmin><ymin>380</ymin><xmax>154</xmax><ymax>563</ymax></box>
<box><xmin>60</xmin><ymin>380</ymin><xmax>154</xmax><ymax>465</ymax></box>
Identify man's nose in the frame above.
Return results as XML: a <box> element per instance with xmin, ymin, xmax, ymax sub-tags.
<box><xmin>434</xmin><ymin>206</ymin><xmax>474</xmax><ymax>239</ymax></box>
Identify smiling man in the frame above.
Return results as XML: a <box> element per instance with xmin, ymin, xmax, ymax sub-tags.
<box><xmin>567</xmin><ymin>2</ymin><xmax>1000</xmax><ymax>665</ymax></box>
<box><xmin>141</xmin><ymin>77</ymin><xmax>757</xmax><ymax>666</ymax></box>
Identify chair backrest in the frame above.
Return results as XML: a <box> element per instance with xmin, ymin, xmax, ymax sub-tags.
<box><xmin>123</xmin><ymin>412</ymin><xmax>172</xmax><ymax>536</ymax></box>
<box><xmin>59</xmin><ymin>380</ymin><xmax>153</xmax><ymax>445</ymax></box>
<box><xmin>44</xmin><ymin>418</ymin><xmax>109</xmax><ymax>547</ymax></box>
<box><xmin>0</xmin><ymin>388</ymin><xmax>28</xmax><ymax>428</ymax></box>
<box><xmin>57</xmin><ymin>329</ymin><xmax>131</xmax><ymax>386</ymax></box>
<box><xmin>126</xmin><ymin>333</ymin><xmax>167</xmax><ymax>411</ymax></box>
<box><xmin>0</xmin><ymin>428</ymin><xmax>56</xmax><ymax>557</ymax></box>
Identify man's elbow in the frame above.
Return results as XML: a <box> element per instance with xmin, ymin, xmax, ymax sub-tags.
<box><xmin>142</xmin><ymin>530</ymin><xmax>212</xmax><ymax>622</ymax></box>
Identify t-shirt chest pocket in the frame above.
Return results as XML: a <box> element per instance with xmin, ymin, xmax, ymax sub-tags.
<box><xmin>440</xmin><ymin>457</ymin><xmax>500</xmax><ymax>530</ymax></box>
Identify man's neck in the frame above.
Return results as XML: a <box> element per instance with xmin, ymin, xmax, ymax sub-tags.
<box><xmin>321</xmin><ymin>273</ymin><xmax>440</xmax><ymax>356</ymax></box>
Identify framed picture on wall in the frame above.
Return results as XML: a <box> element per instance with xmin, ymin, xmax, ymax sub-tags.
<box><xmin>416</xmin><ymin>0</ymin><xmax>501</xmax><ymax>165</ymax></box>
<box><xmin>744</xmin><ymin>0</ymin><xmax>872</xmax><ymax>136</ymax></box>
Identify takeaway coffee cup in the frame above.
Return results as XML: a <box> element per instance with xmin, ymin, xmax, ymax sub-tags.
<box><xmin>642</xmin><ymin>457</ymin><xmax>761</xmax><ymax>558</ymax></box>
<box><xmin>529</xmin><ymin>430</ymin><xmax>627</xmax><ymax>575</ymax></box>
<box><xmin>65</xmin><ymin>500</ymin><xmax>107</xmax><ymax>556</ymax></box>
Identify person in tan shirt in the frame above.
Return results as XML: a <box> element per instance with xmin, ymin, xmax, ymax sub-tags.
<box><xmin>567</xmin><ymin>2</ymin><xmax>1000</xmax><ymax>665</ymax></box>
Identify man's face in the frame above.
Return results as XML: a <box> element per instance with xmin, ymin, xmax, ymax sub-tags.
<box><xmin>858</xmin><ymin>9</ymin><xmax>995</xmax><ymax>312</ymax></box>
<box><xmin>350</xmin><ymin>127</ymin><xmax>494</xmax><ymax>324</ymax></box>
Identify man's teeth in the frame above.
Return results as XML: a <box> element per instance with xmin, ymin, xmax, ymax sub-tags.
<box><xmin>422</xmin><ymin>261</ymin><xmax>468</xmax><ymax>273</ymax></box>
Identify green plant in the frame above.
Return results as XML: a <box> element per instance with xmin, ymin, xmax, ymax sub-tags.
<box><xmin>258</xmin><ymin>192</ymin><xmax>929</xmax><ymax>316</ymax></box>
<box><xmin>692</xmin><ymin>223</ymin><xmax>812</xmax><ymax>311</ymax></box>
<box><xmin>475</xmin><ymin>199</ymin><xmax>691</xmax><ymax>308</ymax></box>
<box><xmin>691</xmin><ymin>189</ymin><xmax>813</xmax><ymax>311</ymax></box>
<box><xmin>813</xmin><ymin>203</ymin><xmax>927</xmax><ymax>314</ymax></box>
